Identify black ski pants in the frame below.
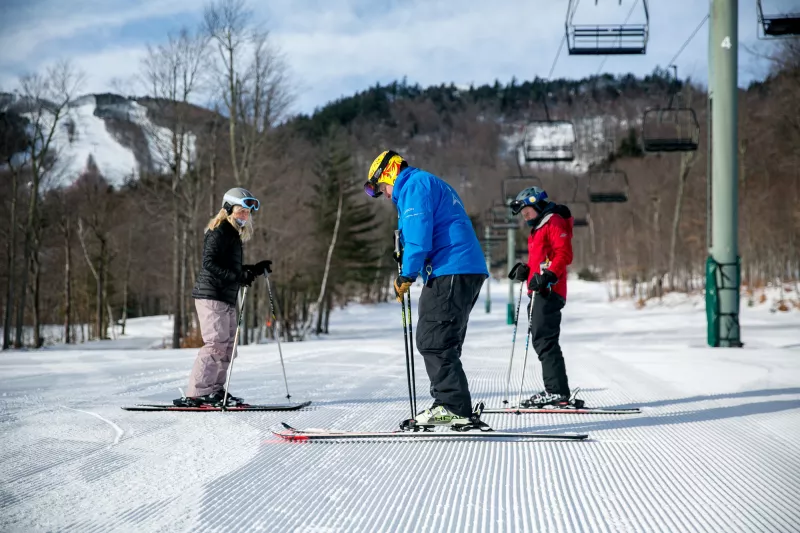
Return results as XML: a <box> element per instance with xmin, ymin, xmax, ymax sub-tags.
<box><xmin>415</xmin><ymin>274</ymin><xmax>485</xmax><ymax>417</ymax></box>
<box><xmin>529</xmin><ymin>291</ymin><xmax>570</xmax><ymax>396</ymax></box>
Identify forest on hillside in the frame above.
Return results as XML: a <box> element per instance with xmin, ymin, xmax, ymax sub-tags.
<box><xmin>1</xmin><ymin>0</ymin><xmax>798</xmax><ymax>349</ymax></box>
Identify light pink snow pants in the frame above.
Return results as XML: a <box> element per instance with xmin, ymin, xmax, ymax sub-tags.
<box><xmin>186</xmin><ymin>299</ymin><xmax>238</xmax><ymax>396</ymax></box>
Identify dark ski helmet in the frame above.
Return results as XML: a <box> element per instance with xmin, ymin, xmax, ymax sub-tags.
<box><xmin>222</xmin><ymin>187</ymin><xmax>260</xmax><ymax>214</ymax></box>
<box><xmin>510</xmin><ymin>186</ymin><xmax>549</xmax><ymax>215</ymax></box>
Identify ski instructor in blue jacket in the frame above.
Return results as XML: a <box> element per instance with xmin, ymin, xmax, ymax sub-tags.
<box><xmin>364</xmin><ymin>150</ymin><xmax>488</xmax><ymax>427</ymax></box>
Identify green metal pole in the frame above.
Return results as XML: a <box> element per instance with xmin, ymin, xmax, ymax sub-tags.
<box><xmin>484</xmin><ymin>225</ymin><xmax>491</xmax><ymax>313</ymax></box>
<box><xmin>707</xmin><ymin>0</ymin><xmax>741</xmax><ymax>347</ymax></box>
<box><xmin>507</xmin><ymin>225</ymin><xmax>515</xmax><ymax>325</ymax></box>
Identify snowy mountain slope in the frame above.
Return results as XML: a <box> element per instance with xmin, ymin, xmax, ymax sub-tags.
<box><xmin>0</xmin><ymin>279</ymin><xmax>799</xmax><ymax>532</ymax></box>
<box><xmin>1</xmin><ymin>93</ymin><xmax>197</xmax><ymax>187</ymax></box>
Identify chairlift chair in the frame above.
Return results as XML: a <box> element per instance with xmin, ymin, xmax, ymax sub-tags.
<box><xmin>566</xmin><ymin>0</ymin><xmax>650</xmax><ymax>55</ymax></box>
<box><xmin>642</xmin><ymin>108</ymin><xmax>700</xmax><ymax>152</ymax></box>
<box><xmin>569</xmin><ymin>201</ymin><xmax>590</xmax><ymax>227</ymax></box>
<box><xmin>642</xmin><ymin>66</ymin><xmax>700</xmax><ymax>152</ymax></box>
<box><xmin>477</xmin><ymin>218</ymin><xmax>508</xmax><ymax>247</ymax></box>
<box><xmin>521</xmin><ymin>120</ymin><xmax>577</xmax><ymax>162</ymax></box>
<box><xmin>757</xmin><ymin>0</ymin><xmax>800</xmax><ymax>38</ymax></box>
<box><xmin>482</xmin><ymin>232</ymin><xmax>508</xmax><ymax>243</ymax></box>
<box><xmin>565</xmin><ymin>176</ymin><xmax>590</xmax><ymax>226</ymax></box>
<box><xmin>587</xmin><ymin>169</ymin><xmax>629</xmax><ymax>203</ymax></box>
<box><xmin>489</xmin><ymin>205</ymin><xmax>515</xmax><ymax>225</ymax></box>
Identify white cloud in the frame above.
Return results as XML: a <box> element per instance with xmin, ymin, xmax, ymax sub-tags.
<box><xmin>270</xmin><ymin>0</ymin><xmax>770</xmax><ymax>113</ymax></box>
<box><xmin>0</xmin><ymin>46</ymin><xmax>150</xmax><ymax>97</ymax></box>
<box><xmin>0</xmin><ymin>0</ymin><xmax>200</xmax><ymax>62</ymax></box>
<box><xmin>0</xmin><ymin>0</ymin><xmax>777</xmax><ymax>114</ymax></box>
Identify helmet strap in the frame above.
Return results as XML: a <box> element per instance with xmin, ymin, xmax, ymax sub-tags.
<box><xmin>372</xmin><ymin>150</ymin><xmax>399</xmax><ymax>183</ymax></box>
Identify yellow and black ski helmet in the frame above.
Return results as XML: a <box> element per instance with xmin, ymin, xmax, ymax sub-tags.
<box><xmin>364</xmin><ymin>150</ymin><xmax>406</xmax><ymax>197</ymax></box>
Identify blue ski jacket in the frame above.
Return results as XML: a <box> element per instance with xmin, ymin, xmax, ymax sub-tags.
<box><xmin>392</xmin><ymin>167</ymin><xmax>488</xmax><ymax>282</ymax></box>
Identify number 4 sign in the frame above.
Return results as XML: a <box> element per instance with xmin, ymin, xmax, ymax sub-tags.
<box><xmin>721</xmin><ymin>36</ymin><xmax>732</xmax><ymax>49</ymax></box>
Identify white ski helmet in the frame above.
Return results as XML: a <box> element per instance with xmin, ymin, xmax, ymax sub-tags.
<box><xmin>222</xmin><ymin>187</ymin><xmax>260</xmax><ymax>214</ymax></box>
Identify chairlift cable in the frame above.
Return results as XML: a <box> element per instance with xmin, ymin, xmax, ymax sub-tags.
<box><xmin>548</xmin><ymin>34</ymin><xmax>567</xmax><ymax>80</ymax></box>
<box><xmin>595</xmin><ymin>0</ymin><xmax>640</xmax><ymax>75</ymax></box>
<box><xmin>666</xmin><ymin>14</ymin><xmax>709</xmax><ymax>68</ymax></box>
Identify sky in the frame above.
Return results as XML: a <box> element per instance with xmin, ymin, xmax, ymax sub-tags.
<box><xmin>0</xmin><ymin>0</ymin><xmax>794</xmax><ymax>116</ymax></box>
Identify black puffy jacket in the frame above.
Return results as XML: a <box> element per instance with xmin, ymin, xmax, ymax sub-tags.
<box><xmin>192</xmin><ymin>219</ymin><xmax>244</xmax><ymax>306</ymax></box>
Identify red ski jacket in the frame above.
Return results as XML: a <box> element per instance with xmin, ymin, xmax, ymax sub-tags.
<box><xmin>526</xmin><ymin>208</ymin><xmax>574</xmax><ymax>301</ymax></box>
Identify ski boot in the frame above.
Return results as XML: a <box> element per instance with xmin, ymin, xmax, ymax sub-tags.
<box><xmin>400</xmin><ymin>405</ymin><xmax>468</xmax><ymax>432</ymax></box>
<box><xmin>451</xmin><ymin>402</ymin><xmax>492</xmax><ymax>432</ymax></box>
<box><xmin>172</xmin><ymin>394</ymin><xmax>220</xmax><ymax>407</ymax></box>
<box><xmin>214</xmin><ymin>388</ymin><xmax>245</xmax><ymax>407</ymax></box>
<box><xmin>520</xmin><ymin>390</ymin><xmax>585</xmax><ymax>409</ymax></box>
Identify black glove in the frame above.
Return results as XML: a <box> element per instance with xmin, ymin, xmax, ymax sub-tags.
<box><xmin>528</xmin><ymin>270</ymin><xmax>558</xmax><ymax>292</ymax></box>
<box><xmin>239</xmin><ymin>268</ymin><xmax>256</xmax><ymax>287</ymax></box>
<box><xmin>394</xmin><ymin>275</ymin><xmax>414</xmax><ymax>303</ymax></box>
<box><xmin>508</xmin><ymin>262</ymin><xmax>530</xmax><ymax>282</ymax></box>
<box><xmin>250</xmin><ymin>260</ymin><xmax>272</xmax><ymax>276</ymax></box>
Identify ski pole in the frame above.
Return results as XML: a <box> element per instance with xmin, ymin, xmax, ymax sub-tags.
<box><xmin>399</xmin><ymin>285</ymin><xmax>415</xmax><ymax>420</ymax></box>
<box><xmin>404</xmin><ymin>290</ymin><xmax>417</xmax><ymax>415</ymax></box>
<box><xmin>222</xmin><ymin>286</ymin><xmax>248</xmax><ymax>410</ymax></box>
<box><xmin>265</xmin><ymin>272</ymin><xmax>291</xmax><ymax>400</ymax></box>
<box><xmin>503</xmin><ymin>281</ymin><xmax>525</xmax><ymax>404</ymax></box>
<box><xmin>515</xmin><ymin>291</ymin><xmax>536</xmax><ymax>410</ymax></box>
<box><xmin>395</xmin><ymin>230</ymin><xmax>416</xmax><ymax>420</ymax></box>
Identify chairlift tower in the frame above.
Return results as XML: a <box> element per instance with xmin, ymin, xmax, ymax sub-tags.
<box><xmin>483</xmin><ymin>207</ymin><xmax>521</xmax><ymax>314</ymax></box>
<box><xmin>707</xmin><ymin>0</ymin><xmax>741</xmax><ymax>347</ymax></box>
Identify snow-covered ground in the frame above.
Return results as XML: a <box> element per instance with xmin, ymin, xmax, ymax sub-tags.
<box><xmin>1</xmin><ymin>279</ymin><xmax>799</xmax><ymax>532</ymax></box>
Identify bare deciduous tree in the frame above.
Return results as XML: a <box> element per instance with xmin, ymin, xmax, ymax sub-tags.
<box><xmin>204</xmin><ymin>0</ymin><xmax>292</xmax><ymax>187</ymax></box>
<box><xmin>13</xmin><ymin>61</ymin><xmax>84</xmax><ymax>347</ymax></box>
<box><xmin>140</xmin><ymin>27</ymin><xmax>208</xmax><ymax>348</ymax></box>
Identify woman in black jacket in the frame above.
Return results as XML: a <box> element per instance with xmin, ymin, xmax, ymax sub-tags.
<box><xmin>174</xmin><ymin>187</ymin><xmax>271</xmax><ymax>407</ymax></box>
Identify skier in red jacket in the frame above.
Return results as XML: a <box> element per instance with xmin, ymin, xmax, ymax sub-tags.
<box><xmin>508</xmin><ymin>186</ymin><xmax>576</xmax><ymax>407</ymax></box>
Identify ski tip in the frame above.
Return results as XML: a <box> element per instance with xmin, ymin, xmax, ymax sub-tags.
<box><xmin>273</xmin><ymin>431</ymin><xmax>309</xmax><ymax>442</ymax></box>
<box><xmin>281</xmin><ymin>422</ymin><xmax>297</xmax><ymax>431</ymax></box>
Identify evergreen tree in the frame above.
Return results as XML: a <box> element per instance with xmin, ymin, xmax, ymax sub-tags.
<box><xmin>308</xmin><ymin>129</ymin><xmax>383</xmax><ymax>332</ymax></box>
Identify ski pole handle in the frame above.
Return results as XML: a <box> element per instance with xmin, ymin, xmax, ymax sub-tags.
<box><xmin>393</xmin><ymin>230</ymin><xmax>401</xmax><ymax>255</ymax></box>
<box><xmin>393</xmin><ymin>230</ymin><xmax>403</xmax><ymax>265</ymax></box>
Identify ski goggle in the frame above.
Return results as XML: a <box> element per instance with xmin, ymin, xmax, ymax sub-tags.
<box><xmin>364</xmin><ymin>180</ymin><xmax>382</xmax><ymax>198</ymax></box>
<box><xmin>239</xmin><ymin>197</ymin><xmax>260</xmax><ymax>211</ymax></box>
<box><xmin>224</xmin><ymin>195</ymin><xmax>261</xmax><ymax>211</ymax></box>
<box><xmin>510</xmin><ymin>192</ymin><xmax>547</xmax><ymax>215</ymax></box>
<box><xmin>363</xmin><ymin>150</ymin><xmax>399</xmax><ymax>198</ymax></box>
<box><xmin>509</xmin><ymin>200</ymin><xmax>526</xmax><ymax>215</ymax></box>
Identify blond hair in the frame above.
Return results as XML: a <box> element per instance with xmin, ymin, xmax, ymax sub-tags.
<box><xmin>207</xmin><ymin>206</ymin><xmax>253</xmax><ymax>242</ymax></box>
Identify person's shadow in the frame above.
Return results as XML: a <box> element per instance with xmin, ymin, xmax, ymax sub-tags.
<box><xmin>517</xmin><ymin>387</ymin><xmax>800</xmax><ymax>435</ymax></box>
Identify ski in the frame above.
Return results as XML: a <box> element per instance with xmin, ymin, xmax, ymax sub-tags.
<box><xmin>273</xmin><ymin>422</ymin><xmax>588</xmax><ymax>441</ymax></box>
<box><xmin>483</xmin><ymin>406</ymin><xmax>641</xmax><ymax>415</ymax></box>
<box><xmin>122</xmin><ymin>400</ymin><xmax>312</xmax><ymax>412</ymax></box>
